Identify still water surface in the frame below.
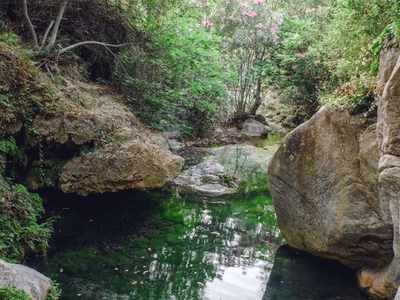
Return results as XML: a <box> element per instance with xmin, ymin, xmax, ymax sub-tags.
<box><xmin>43</xmin><ymin>186</ymin><xmax>282</xmax><ymax>300</ymax></box>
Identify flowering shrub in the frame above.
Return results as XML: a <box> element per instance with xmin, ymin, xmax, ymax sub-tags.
<box><xmin>204</xmin><ymin>0</ymin><xmax>284</xmax><ymax>116</ymax></box>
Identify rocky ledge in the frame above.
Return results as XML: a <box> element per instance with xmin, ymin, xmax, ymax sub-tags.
<box><xmin>25</xmin><ymin>78</ymin><xmax>184</xmax><ymax>196</ymax></box>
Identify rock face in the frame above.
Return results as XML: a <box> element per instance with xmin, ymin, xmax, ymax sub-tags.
<box><xmin>30</xmin><ymin>79</ymin><xmax>184</xmax><ymax>196</ymax></box>
<box><xmin>268</xmin><ymin>47</ymin><xmax>400</xmax><ymax>298</ymax></box>
<box><xmin>0</xmin><ymin>259</ymin><xmax>50</xmax><ymax>300</ymax></box>
<box><xmin>268</xmin><ymin>106</ymin><xmax>392</xmax><ymax>268</ymax></box>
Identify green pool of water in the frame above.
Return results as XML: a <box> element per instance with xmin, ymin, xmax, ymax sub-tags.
<box><xmin>42</xmin><ymin>186</ymin><xmax>282</xmax><ymax>300</ymax></box>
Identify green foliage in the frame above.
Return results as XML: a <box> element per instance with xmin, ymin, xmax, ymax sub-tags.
<box><xmin>209</xmin><ymin>0</ymin><xmax>283</xmax><ymax>115</ymax></box>
<box><xmin>46</xmin><ymin>281</ymin><xmax>62</xmax><ymax>300</ymax></box>
<box><xmin>261</xmin><ymin>0</ymin><xmax>399</xmax><ymax>115</ymax></box>
<box><xmin>317</xmin><ymin>0</ymin><xmax>384</xmax><ymax>81</ymax></box>
<box><xmin>0</xmin><ymin>281</ymin><xmax>61</xmax><ymax>300</ymax></box>
<box><xmin>0</xmin><ymin>136</ymin><xmax>25</xmax><ymax>174</ymax></box>
<box><xmin>262</xmin><ymin>5</ymin><xmax>332</xmax><ymax>115</ymax></box>
<box><xmin>0</xmin><ymin>286</ymin><xmax>31</xmax><ymax>300</ymax></box>
<box><xmin>0</xmin><ymin>32</ymin><xmax>20</xmax><ymax>46</ymax></box>
<box><xmin>323</xmin><ymin>75</ymin><xmax>378</xmax><ymax>116</ymax></box>
<box><xmin>0</xmin><ymin>175</ymin><xmax>53</xmax><ymax>262</ymax></box>
<box><xmin>371</xmin><ymin>23</ymin><xmax>400</xmax><ymax>73</ymax></box>
<box><xmin>120</xmin><ymin>4</ymin><xmax>227</xmax><ymax>138</ymax></box>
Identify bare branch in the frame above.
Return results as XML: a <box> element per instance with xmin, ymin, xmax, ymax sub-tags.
<box><xmin>44</xmin><ymin>0</ymin><xmax>68</xmax><ymax>53</ymax></box>
<box><xmin>22</xmin><ymin>0</ymin><xmax>39</xmax><ymax>48</ymax></box>
<box><xmin>45</xmin><ymin>63</ymin><xmax>56</xmax><ymax>83</ymax></box>
<box><xmin>41</xmin><ymin>20</ymin><xmax>55</xmax><ymax>49</ymax></box>
<box><xmin>58</xmin><ymin>41</ymin><xmax>131</xmax><ymax>55</ymax></box>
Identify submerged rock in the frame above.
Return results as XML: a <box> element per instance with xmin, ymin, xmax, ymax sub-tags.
<box><xmin>268</xmin><ymin>47</ymin><xmax>400</xmax><ymax>298</ymax></box>
<box><xmin>0</xmin><ymin>259</ymin><xmax>51</xmax><ymax>300</ymax></box>
<box><xmin>175</xmin><ymin>143</ymin><xmax>279</xmax><ymax>197</ymax></box>
<box><xmin>174</xmin><ymin>162</ymin><xmax>234</xmax><ymax>196</ymax></box>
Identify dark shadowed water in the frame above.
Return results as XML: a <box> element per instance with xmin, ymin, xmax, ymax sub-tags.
<box><xmin>34</xmin><ymin>185</ymin><xmax>370</xmax><ymax>300</ymax></box>
<box><xmin>38</xmin><ymin>186</ymin><xmax>282</xmax><ymax>300</ymax></box>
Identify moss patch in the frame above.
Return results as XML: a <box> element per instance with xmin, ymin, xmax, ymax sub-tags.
<box><xmin>0</xmin><ymin>42</ymin><xmax>58</xmax><ymax>134</ymax></box>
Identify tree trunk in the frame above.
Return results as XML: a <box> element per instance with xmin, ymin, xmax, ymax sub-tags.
<box><xmin>44</xmin><ymin>0</ymin><xmax>68</xmax><ymax>53</ymax></box>
<box><xmin>249</xmin><ymin>78</ymin><xmax>262</xmax><ymax>115</ymax></box>
<box><xmin>22</xmin><ymin>0</ymin><xmax>39</xmax><ymax>48</ymax></box>
<box><xmin>249</xmin><ymin>47</ymin><xmax>266</xmax><ymax>115</ymax></box>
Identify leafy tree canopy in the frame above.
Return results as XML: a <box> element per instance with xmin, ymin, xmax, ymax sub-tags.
<box><xmin>1</xmin><ymin>0</ymin><xmax>399</xmax><ymax>135</ymax></box>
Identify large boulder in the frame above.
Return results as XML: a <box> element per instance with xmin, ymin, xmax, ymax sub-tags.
<box><xmin>268</xmin><ymin>46</ymin><xmax>400</xmax><ymax>298</ymax></box>
<box><xmin>268</xmin><ymin>106</ymin><xmax>392</xmax><ymax>269</ymax></box>
<box><xmin>0</xmin><ymin>259</ymin><xmax>51</xmax><ymax>300</ymax></box>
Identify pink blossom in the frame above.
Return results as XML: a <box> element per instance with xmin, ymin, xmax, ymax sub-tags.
<box><xmin>206</xmin><ymin>21</ymin><xmax>214</xmax><ymax>27</ymax></box>
<box><xmin>297</xmin><ymin>52</ymin><xmax>307</xmax><ymax>58</ymax></box>
<box><xmin>243</xmin><ymin>11</ymin><xmax>257</xmax><ymax>18</ymax></box>
<box><xmin>253</xmin><ymin>0</ymin><xmax>265</xmax><ymax>4</ymax></box>
<box><xmin>270</xmin><ymin>25</ymin><xmax>279</xmax><ymax>44</ymax></box>
<box><xmin>202</xmin><ymin>1</ymin><xmax>210</xmax><ymax>6</ymax></box>
<box><xmin>241</xmin><ymin>1</ymin><xmax>250</xmax><ymax>8</ymax></box>
<box><xmin>306</xmin><ymin>8</ymin><xmax>316</xmax><ymax>14</ymax></box>
<box><xmin>292</xmin><ymin>65</ymin><xmax>298</xmax><ymax>69</ymax></box>
<box><xmin>255</xmin><ymin>23</ymin><xmax>264</xmax><ymax>28</ymax></box>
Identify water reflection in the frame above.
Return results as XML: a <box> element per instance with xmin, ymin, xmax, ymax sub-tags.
<box><xmin>41</xmin><ymin>187</ymin><xmax>282</xmax><ymax>300</ymax></box>
<box><xmin>264</xmin><ymin>245</ymin><xmax>369</xmax><ymax>300</ymax></box>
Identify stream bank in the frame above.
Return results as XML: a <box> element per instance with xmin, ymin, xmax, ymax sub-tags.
<box><xmin>31</xmin><ymin>139</ymin><xmax>370</xmax><ymax>300</ymax></box>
